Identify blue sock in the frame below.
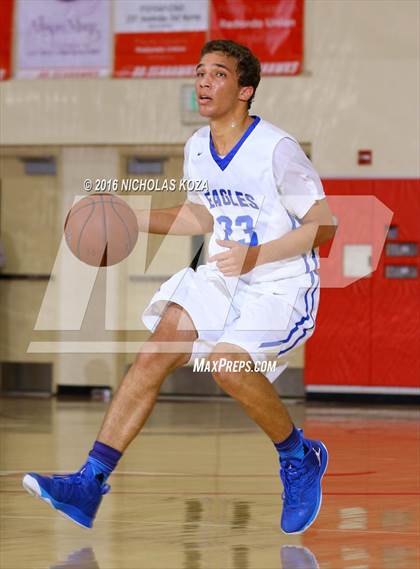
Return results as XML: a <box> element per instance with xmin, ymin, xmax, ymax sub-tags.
<box><xmin>86</xmin><ymin>441</ymin><xmax>122</xmax><ymax>482</ymax></box>
<box><xmin>274</xmin><ymin>426</ymin><xmax>305</xmax><ymax>461</ymax></box>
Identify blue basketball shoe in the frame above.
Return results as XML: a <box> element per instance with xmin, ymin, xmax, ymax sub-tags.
<box><xmin>279</xmin><ymin>433</ymin><xmax>328</xmax><ymax>534</ymax></box>
<box><xmin>22</xmin><ymin>462</ymin><xmax>110</xmax><ymax>528</ymax></box>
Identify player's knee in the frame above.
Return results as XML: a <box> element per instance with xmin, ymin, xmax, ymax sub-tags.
<box><xmin>132</xmin><ymin>303</ymin><xmax>196</xmax><ymax>375</ymax></box>
<box><xmin>158</xmin><ymin>302</ymin><xmax>197</xmax><ymax>342</ymax></box>
<box><xmin>133</xmin><ymin>342</ymin><xmax>189</xmax><ymax>376</ymax></box>
<box><xmin>209</xmin><ymin>353</ymin><xmax>248</xmax><ymax>393</ymax></box>
<box><xmin>132</xmin><ymin>342</ymin><xmax>160</xmax><ymax>372</ymax></box>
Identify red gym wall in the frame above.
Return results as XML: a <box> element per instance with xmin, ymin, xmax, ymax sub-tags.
<box><xmin>305</xmin><ymin>179</ymin><xmax>420</xmax><ymax>394</ymax></box>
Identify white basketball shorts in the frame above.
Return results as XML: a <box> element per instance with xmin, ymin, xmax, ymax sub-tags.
<box><xmin>142</xmin><ymin>264</ymin><xmax>320</xmax><ymax>382</ymax></box>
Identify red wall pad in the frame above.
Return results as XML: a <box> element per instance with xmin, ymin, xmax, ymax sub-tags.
<box><xmin>305</xmin><ymin>179</ymin><xmax>420</xmax><ymax>394</ymax></box>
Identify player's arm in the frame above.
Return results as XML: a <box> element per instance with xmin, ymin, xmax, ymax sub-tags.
<box><xmin>300</xmin><ymin>198</ymin><xmax>337</xmax><ymax>246</ymax></box>
<box><xmin>251</xmin><ymin>197</ymin><xmax>336</xmax><ymax>266</ymax></box>
<box><xmin>135</xmin><ymin>202</ymin><xmax>214</xmax><ymax>236</ymax></box>
<box><xmin>209</xmin><ymin>199</ymin><xmax>335</xmax><ymax>275</ymax></box>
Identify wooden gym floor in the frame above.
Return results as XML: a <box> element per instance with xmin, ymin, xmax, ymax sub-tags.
<box><xmin>0</xmin><ymin>397</ymin><xmax>419</xmax><ymax>569</ymax></box>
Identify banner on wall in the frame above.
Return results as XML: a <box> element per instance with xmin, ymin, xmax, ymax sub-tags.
<box><xmin>114</xmin><ymin>0</ymin><xmax>208</xmax><ymax>78</ymax></box>
<box><xmin>210</xmin><ymin>0</ymin><xmax>303</xmax><ymax>76</ymax></box>
<box><xmin>16</xmin><ymin>0</ymin><xmax>112</xmax><ymax>78</ymax></box>
<box><xmin>0</xmin><ymin>0</ymin><xmax>14</xmax><ymax>80</ymax></box>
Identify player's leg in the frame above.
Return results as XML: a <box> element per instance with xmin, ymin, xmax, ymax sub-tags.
<box><xmin>22</xmin><ymin>303</ymin><xmax>197</xmax><ymax>528</ymax></box>
<box><xmin>209</xmin><ymin>343</ymin><xmax>328</xmax><ymax>535</ymax></box>
<box><xmin>209</xmin><ymin>343</ymin><xmax>292</xmax><ymax>441</ymax></box>
<box><xmin>96</xmin><ymin>302</ymin><xmax>197</xmax><ymax>452</ymax></box>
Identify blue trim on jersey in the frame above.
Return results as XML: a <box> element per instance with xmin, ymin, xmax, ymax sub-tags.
<box><xmin>287</xmin><ymin>211</ymin><xmax>297</xmax><ymax>230</ymax></box>
<box><xmin>258</xmin><ymin>271</ymin><xmax>318</xmax><ymax>350</ymax></box>
<box><xmin>311</xmin><ymin>248</ymin><xmax>319</xmax><ymax>270</ymax></box>
<box><xmin>286</xmin><ymin>211</ymin><xmax>311</xmax><ymax>273</ymax></box>
<box><xmin>302</xmin><ymin>252</ymin><xmax>311</xmax><ymax>273</ymax></box>
<box><xmin>277</xmin><ymin>277</ymin><xmax>318</xmax><ymax>355</ymax></box>
<box><xmin>209</xmin><ymin>115</ymin><xmax>261</xmax><ymax>171</ymax></box>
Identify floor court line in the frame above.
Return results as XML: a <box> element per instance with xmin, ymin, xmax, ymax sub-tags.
<box><xmin>1</xmin><ymin>515</ymin><xmax>417</xmax><ymax>537</ymax></box>
<box><xmin>0</xmin><ymin>515</ymin><xmax>261</xmax><ymax>529</ymax></box>
<box><xmin>0</xmin><ymin>470</ymin><xmax>378</xmax><ymax>477</ymax></box>
<box><xmin>3</xmin><ymin>490</ymin><xmax>419</xmax><ymax>496</ymax></box>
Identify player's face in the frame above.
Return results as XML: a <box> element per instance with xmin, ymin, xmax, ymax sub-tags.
<box><xmin>195</xmin><ymin>52</ymin><xmax>246</xmax><ymax>119</ymax></box>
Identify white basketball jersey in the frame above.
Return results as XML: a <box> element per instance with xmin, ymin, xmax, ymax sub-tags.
<box><xmin>184</xmin><ymin>116</ymin><xmax>320</xmax><ymax>283</ymax></box>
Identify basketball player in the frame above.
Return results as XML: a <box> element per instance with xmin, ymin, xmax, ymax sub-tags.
<box><xmin>23</xmin><ymin>40</ymin><xmax>335</xmax><ymax>534</ymax></box>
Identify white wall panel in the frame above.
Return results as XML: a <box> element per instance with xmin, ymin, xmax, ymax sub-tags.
<box><xmin>0</xmin><ymin>0</ymin><xmax>418</xmax><ymax>177</ymax></box>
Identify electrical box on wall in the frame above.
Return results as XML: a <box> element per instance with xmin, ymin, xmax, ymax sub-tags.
<box><xmin>358</xmin><ymin>149</ymin><xmax>372</xmax><ymax>165</ymax></box>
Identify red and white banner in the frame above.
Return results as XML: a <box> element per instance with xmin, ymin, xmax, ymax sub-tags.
<box><xmin>210</xmin><ymin>0</ymin><xmax>303</xmax><ymax>76</ymax></box>
<box><xmin>0</xmin><ymin>0</ymin><xmax>14</xmax><ymax>80</ymax></box>
<box><xmin>16</xmin><ymin>0</ymin><xmax>112</xmax><ymax>78</ymax></box>
<box><xmin>114</xmin><ymin>0</ymin><xmax>208</xmax><ymax>78</ymax></box>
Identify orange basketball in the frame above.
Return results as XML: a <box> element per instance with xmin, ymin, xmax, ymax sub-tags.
<box><xmin>64</xmin><ymin>194</ymin><xmax>138</xmax><ymax>267</ymax></box>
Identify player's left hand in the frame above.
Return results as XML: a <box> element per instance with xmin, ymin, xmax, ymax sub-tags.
<box><xmin>208</xmin><ymin>240</ymin><xmax>261</xmax><ymax>276</ymax></box>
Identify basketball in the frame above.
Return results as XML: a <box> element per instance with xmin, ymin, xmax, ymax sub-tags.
<box><xmin>64</xmin><ymin>194</ymin><xmax>138</xmax><ymax>267</ymax></box>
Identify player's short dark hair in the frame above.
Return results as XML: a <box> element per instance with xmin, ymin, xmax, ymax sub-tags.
<box><xmin>200</xmin><ymin>40</ymin><xmax>261</xmax><ymax>109</ymax></box>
